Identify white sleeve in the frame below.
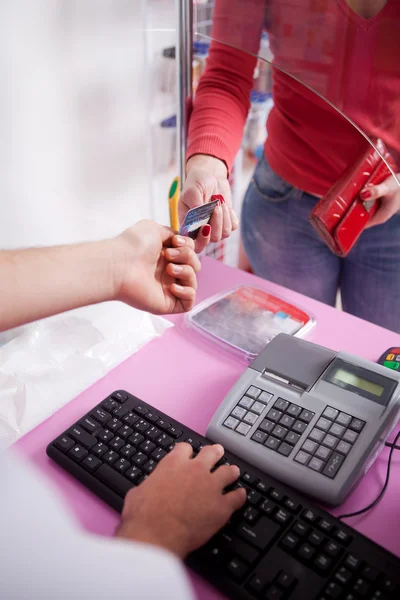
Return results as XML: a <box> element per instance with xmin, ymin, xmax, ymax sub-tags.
<box><xmin>0</xmin><ymin>451</ymin><xmax>195</xmax><ymax>600</ymax></box>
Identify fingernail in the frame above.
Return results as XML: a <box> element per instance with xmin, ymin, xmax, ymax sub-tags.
<box><xmin>211</xmin><ymin>194</ymin><xmax>224</xmax><ymax>204</ymax></box>
<box><xmin>175</xmin><ymin>236</ymin><xmax>186</xmax><ymax>246</ymax></box>
<box><xmin>214</xmin><ymin>444</ymin><xmax>224</xmax><ymax>455</ymax></box>
<box><xmin>167</xmin><ymin>248</ymin><xmax>180</xmax><ymax>258</ymax></box>
<box><xmin>360</xmin><ymin>189</ymin><xmax>372</xmax><ymax>200</ymax></box>
<box><xmin>171</xmin><ymin>264</ymin><xmax>183</xmax><ymax>274</ymax></box>
<box><xmin>202</xmin><ymin>224</ymin><xmax>211</xmax><ymax>236</ymax></box>
<box><xmin>173</xmin><ymin>284</ymin><xmax>184</xmax><ymax>292</ymax></box>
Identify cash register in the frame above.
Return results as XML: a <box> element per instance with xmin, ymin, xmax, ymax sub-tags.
<box><xmin>207</xmin><ymin>334</ymin><xmax>400</xmax><ymax>505</ymax></box>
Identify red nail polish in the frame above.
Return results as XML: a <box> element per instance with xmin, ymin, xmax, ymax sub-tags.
<box><xmin>202</xmin><ymin>224</ymin><xmax>211</xmax><ymax>236</ymax></box>
<box><xmin>211</xmin><ymin>194</ymin><xmax>225</xmax><ymax>205</ymax></box>
<box><xmin>360</xmin><ymin>189</ymin><xmax>372</xmax><ymax>200</ymax></box>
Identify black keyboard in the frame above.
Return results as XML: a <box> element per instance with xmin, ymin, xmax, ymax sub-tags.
<box><xmin>47</xmin><ymin>390</ymin><xmax>400</xmax><ymax>600</ymax></box>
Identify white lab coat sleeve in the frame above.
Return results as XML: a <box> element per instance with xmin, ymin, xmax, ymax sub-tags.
<box><xmin>0</xmin><ymin>451</ymin><xmax>195</xmax><ymax>600</ymax></box>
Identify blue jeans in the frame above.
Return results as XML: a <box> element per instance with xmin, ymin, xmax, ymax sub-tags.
<box><xmin>241</xmin><ymin>155</ymin><xmax>400</xmax><ymax>333</ymax></box>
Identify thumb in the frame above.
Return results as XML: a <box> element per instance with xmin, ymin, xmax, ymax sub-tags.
<box><xmin>361</xmin><ymin>176</ymin><xmax>399</xmax><ymax>201</ymax></box>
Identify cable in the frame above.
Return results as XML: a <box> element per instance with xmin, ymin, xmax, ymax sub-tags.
<box><xmin>385</xmin><ymin>441</ymin><xmax>400</xmax><ymax>451</ymax></box>
<box><xmin>338</xmin><ymin>430</ymin><xmax>400</xmax><ymax>521</ymax></box>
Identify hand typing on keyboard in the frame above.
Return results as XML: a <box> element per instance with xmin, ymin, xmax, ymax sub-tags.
<box><xmin>116</xmin><ymin>442</ymin><xmax>246</xmax><ymax>559</ymax></box>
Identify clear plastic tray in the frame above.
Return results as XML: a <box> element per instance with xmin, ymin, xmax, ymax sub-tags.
<box><xmin>186</xmin><ymin>285</ymin><xmax>316</xmax><ymax>363</ymax></box>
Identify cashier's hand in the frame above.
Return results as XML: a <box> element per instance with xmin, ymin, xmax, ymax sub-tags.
<box><xmin>113</xmin><ymin>220</ymin><xmax>201</xmax><ymax>315</ymax></box>
<box><xmin>116</xmin><ymin>443</ymin><xmax>246</xmax><ymax>559</ymax></box>
<box><xmin>361</xmin><ymin>173</ymin><xmax>400</xmax><ymax>228</ymax></box>
<box><xmin>180</xmin><ymin>155</ymin><xmax>240</xmax><ymax>253</ymax></box>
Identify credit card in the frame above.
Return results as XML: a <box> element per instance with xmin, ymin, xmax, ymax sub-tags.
<box><xmin>179</xmin><ymin>198</ymin><xmax>220</xmax><ymax>239</ymax></box>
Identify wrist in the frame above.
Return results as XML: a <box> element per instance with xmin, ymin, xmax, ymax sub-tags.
<box><xmin>186</xmin><ymin>154</ymin><xmax>228</xmax><ymax>179</ymax></box>
<box><xmin>107</xmin><ymin>233</ymin><xmax>140</xmax><ymax>303</ymax></box>
<box><xmin>115</xmin><ymin>518</ymin><xmax>189</xmax><ymax>560</ymax></box>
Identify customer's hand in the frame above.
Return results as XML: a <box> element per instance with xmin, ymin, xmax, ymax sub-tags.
<box><xmin>362</xmin><ymin>173</ymin><xmax>400</xmax><ymax>227</ymax></box>
<box><xmin>180</xmin><ymin>155</ymin><xmax>240</xmax><ymax>253</ymax></box>
<box><xmin>114</xmin><ymin>220</ymin><xmax>201</xmax><ymax>315</ymax></box>
<box><xmin>116</xmin><ymin>443</ymin><xmax>246</xmax><ymax>559</ymax></box>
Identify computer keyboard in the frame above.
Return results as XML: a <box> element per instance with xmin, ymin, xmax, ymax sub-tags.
<box><xmin>47</xmin><ymin>390</ymin><xmax>400</xmax><ymax>600</ymax></box>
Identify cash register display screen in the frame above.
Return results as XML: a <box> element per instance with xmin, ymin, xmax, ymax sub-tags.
<box><xmin>332</xmin><ymin>368</ymin><xmax>384</xmax><ymax>397</ymax></box>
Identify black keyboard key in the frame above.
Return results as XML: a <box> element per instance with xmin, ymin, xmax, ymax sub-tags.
<box><xmin>256</xmin><ymin>480</ymin><xmax>269</xmax><ymax>494</ymax></box>
<box><xmin>185</xmin><ymin>437</ymin><xmax>200</xmax><ymax>450</ymax></box>
<box><xmin>335</xmin><ymin>567</ymin><xmax>353</xmax><ymax>585</ymax></box>
<box><xmin>285</xmin><ymin>431</ymin><xmax>301</xmax><ymax>446</ymax></box>
<box><xmin>91</xmin><ymin>442</ymin><xmax>108</xmax><ymax>458</ymax></box>
<box><xmin>102</xmin><ymin>397</ymin><xmax>118</xmax><ymax>412</ymax></box>
<box><xmin>259</xmin><ymin>419</ymin><xmax>275</xmax><ymax>434</ymax></box>
<box><xmin>272</xmin><ymin>425</ymin><xmax>289</xmax><ymax>440</ymax></box>
<box><xmin>91</xmin><ymin>408</ymin><xmax>111</xmax><ymax>425</ymax></box>
<box><xmin>107</xmin><ymin>418</ymin><xmax>123</xmax><ymax>432</ymax></box>
<box><xmin>155</xmin><ymin>419</ymin><xmax>170</xmax><ymax>431</ymax></box>
<box><xmin>274</xmin><ymin>398</ymin><xmax>289</xmax><ymax>411</ymax></box>
<box><xmin>220</xmin><ymin>532</ymin><xmax>259</xmax><ymax>565</ymax></box>
<box><xmin>109</xmin><ymin>436</ymin><xmax>125</xmax><ymax>452</ymax></box>
<box><xmin>325</xmin><ymin>540</ymin><xmax>342</xmax><ymax>558</ymax></box>
<box><xmin>265</xmin><ymin>585</ymin><xmax>284</xmax><ymax>600</ymax></box>
<box><xmin>129</xmin><ymin>433</ymin><xmax>145</xmax><ymax>447</ymax></box>
<box><xmin>80</xmin><ymin>417</ymin><xmax>100</xmax><ymax>434</ymax></box>
<box><xmin>152</xmin><ymin>447</ymin><xmax>167</xmax><ymax>461</ymax></box>
<box><xmin>276</xmin><ymin>571</ymin><xmax>296</xmax><ymax>590</ymax></box>
<box><xmin>157</xmin><ymin>434</ymin><xmax>174</xmax><ymax>449</ymax></box>
<box><xmin>68</xmin><ymin>426</ymin><xmax>96</xmax><ymax>449</ymax></box>
<box><xmin>132</xmin><ymin>452</ymin><xmax>148</xmax><ymax>467</ymax></box>
<box><xmin>265</xmin><ymin>437</ymin><xmax>280</xmax><ymax>451</ymax></box>
<box><xmin>349</xmin><ymin>418</ymin><xmax>365</xmax><ymax>433</ymax></box>
<box><xmin>284</xmin><ymin>498</ymin><xmax>301</xmax><ymax>514</ymax></box>
<box><xmin>112</xmin><ymin>391</ymin><xmax>128</xmax><ymax>403</ymax></box>
<box><xmin>287</xmin><ymin>404</ymin><xmax>302</xmax><ymax>417</ymax></box>
<box><xmin>322</xmin><ymin>452</ymin><xmax>344</xmax><ymax>479</ymax></box>
<box><xmin>302</xmin><ymin>509</ymin><xmax>318</xmax><ymax>523</ymax></box>
<box><xmin>309</xmin><ymin>530</ymin><xmax>325</xmax><ymax>546</ymax></box>
<box><xmin>318</xmin><ymin>518</ymin><xmax>334</xmax><ymax>533</ymax></box>
<box><xmin>134</xmin><ymin>405</ymin><xmax>148</xmax><ymax>416</ymax></box>
<box><xmin>123</xmin><ymin>413</ymin><xmax>140</xmax><ymax>427</ymax></box>
<box><xmin>125</xmin><ymin>466</ymin><xmax>142</xmax><ymax>483</ymax></box>
<box><xmin>353</xmin><ymin>578</ymin><xmax>370</xmax><ymax>596</ymax></box>
<box><xmin>247</xmin><ymin>573</ymin><xmax>268</xmax><ymax>595</ymax></box>
<box><xmin>381</xmin><ymin>577</ymin><xmax>397</xmax><ymax>592</ymax></box>
<box><xmin>81</xmin><ymin>455</ymin><xmax>102</xmax><ymax>473</ymax></box>
<box><xmin>334</xmin><ymin>528</ymin><xmax>352</xmax><ymax>545</ymax></box>
<box><xmin>260</xmin><ymin>499</ymin><xmax>275</xmax><ymax>515</ymax></box>
<box><xmin>274</xmin><ymin>508</ymin><xmax>291</xmax><ymax>525</ymax></box>
<box><xmin>361</xmin><ymin>565</ymin><xmax>380</xmax><ymax>581</ymax></box>
<box><xmin>247</xmin><ymin>490</ymin><xmax>262</xmax><ymax>506</ymax></box>
<box><xmin>103</xmin><ymin>450</ymin><xmax>119</xmax><ymax>465</ymax></box>
<box><xmin>143</xmin><ymin>459</ymin><xmax>157</xmax><ymax>474</ymax></box>
<box><xmin>95</xmin><ymin>463</ymin><xmax>133</xmax><ymax>497</ymax></box>
<box><xmin>280</xmin><ymin>532</ymin><xmax>300</xmax><ymax>552</ymax></box>
<box><xmin>314</xmin><ymin>553</ymin><xmax>333</xmax><ymax>574</ymax></box>
<box><xmin>140</xmin><ymin>440</ymin><xmax>156</xmax><ymax>455</ymax></box>
<box><xmin>251</xmin><ymin>430</ymin><xmax>268</xmax><ymax>444</ymax></box>
<box><xmin>244</xmin><ymin>507</ymin><xmax>259</xmax><ymax>524</ymax></box>
<box><xmin>118</xmin><ymin>425</ymin><xmax>134</xmax><ymax>440</ymax></box>
<box><xmin>114</xmin><ymin>458</ymin><xmax>130</xmax><ymax>474</ymax></box>
<box><xmin>269</xmin><ymin>489</ymin><xmax>284</xmax><ymax>503</ymax></box>
<box><xmin>146</xmin><ymin>426</ymin><xmax>162</xmax><ymax>442</ymax></box>
<box><xmin>298</xmin><ymin>543</ymin><xmax>315</xmax><ymax>562</ymax></box>
<box><xmin>145</xmin><ymin>411</ymin><xmax>159</xmax><ymax>424</ymax></box>
<box><xmin>113</xmin><ymin>406</ymin><xmax>129</xmax><ymax>419</ymax></box>
<box><xmin>292</xmin><ymin>521</ymin><xmax>309</xmax><ymax>537</ymax></box>
<box><xmin>135</xmin><ymin>419</ymin><xmax>150</xmax><ymax>434</ymax></box>
<box><xmin>227</xmin><ymin>558</ymin><xmax>248</xmax><ymax>581</ymax></box>
<box><xmin>238</xmin><ymin>517</ymin><xmax>281</xmax><ymax>551</ymax></box>
<box><xmin>242</xmin><ymin>472</ymin><xmax>257</xmax><ymax>485</ymax></box>
<box><xmin>324</xmin><ymin>581</ymin><xmax>344</xmax><ymax>599</ymax></box>
<box><xmin>54</xmin><ymin>435</ymin><xmax>75</xmax><ymax>453</ymax></box>
<box><xmin>167</xmin><ymin>426</ymin><xmax>183</xmax><ymax>439</ymax></box>
<box><xmin>120</xmin><ymin>444</ymin><xmax>136</xmax><ymax>459</ymax></box>
<box><xmin>292</xmin><ymin>420</ymin><xmax>307</xmax><ymax>434</ymax></box>
<box><xmin>68</xmin><ymin>445</ymin><xmax>88</xmax><ymax>463</ymax></box>
<box><xmin>96</xmin><ymin>429</ymin><xmax>114</xmax><ymax>443</ymax></box>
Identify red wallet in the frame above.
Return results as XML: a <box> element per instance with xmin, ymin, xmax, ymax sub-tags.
<box><xmin>309</xmin><ymin>139</ymin><xmax>397</xmax><ymax>257</ymax></box>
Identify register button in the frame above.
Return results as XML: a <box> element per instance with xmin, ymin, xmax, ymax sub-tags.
<box><xmin>322</xmin><ymin>452</ymin><xmax>344</xmax><ymax>479</ymax></box>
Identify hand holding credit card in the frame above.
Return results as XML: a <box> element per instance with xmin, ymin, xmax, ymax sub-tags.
<box><xmin>179</xmin><ymin>195</ymin><xmax>223</xmax><ymax>239</ymax></box>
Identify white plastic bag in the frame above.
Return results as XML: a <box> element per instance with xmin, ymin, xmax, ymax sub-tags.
<box><xmin>0</xmin><ymin>302</ymin><xmax>173</xmax><ymax>448</ymax></box>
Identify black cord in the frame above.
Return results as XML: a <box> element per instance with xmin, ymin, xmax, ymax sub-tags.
<box><xmin>338</xmin><ymin>430</ymin><xmax>400</xmax><ymax>520</ymax></box>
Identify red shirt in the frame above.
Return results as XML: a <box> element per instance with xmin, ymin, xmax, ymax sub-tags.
<box><xmin>187</xmin><ymin>0</ymin><xmax>400</xmax><ymax>195</ymax></box>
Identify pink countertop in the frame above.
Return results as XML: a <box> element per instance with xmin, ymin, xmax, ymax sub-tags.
<box><xmin>14</xmin><ymin>257</ymin><xmax>400</xmax><ymax>599</ymax></box>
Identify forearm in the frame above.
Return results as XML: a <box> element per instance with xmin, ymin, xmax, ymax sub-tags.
<box><xmin>0</xmin><ymin>239</ymin><xmax>118</xmax><ymax>331</ymax></box>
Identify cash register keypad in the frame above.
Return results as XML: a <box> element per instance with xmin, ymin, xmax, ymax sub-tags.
<box><xmin>223</xmin><ymin>387</ymin><xmax>315</xmax><ymax>459</ymax></box>
<box><xmin>294</xmin><ymin>406</ymin><xmax>365</xmax><ymax>479</ymax></box>
<box><xmin>223</xmin><ymin>390</ymin><xmax>366</xmax><ymax>479</ymax></box>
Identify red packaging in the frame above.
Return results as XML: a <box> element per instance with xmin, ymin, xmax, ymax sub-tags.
<box><xmin>309</xmin><ymin>139</ymin><xmax>397</xmax><ymax>257</ymax></box>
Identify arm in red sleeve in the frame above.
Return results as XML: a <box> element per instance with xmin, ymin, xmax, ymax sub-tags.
<box><xmin>187</xmin><ymin>0</ymin><xmax>266</xmax><ymax>173</ymax></box>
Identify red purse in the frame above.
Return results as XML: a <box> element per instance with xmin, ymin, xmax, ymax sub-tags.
<box><xmin>309</xmin><ymin>139</ymin><xmax>397</xmax><ymax>257</ymax></box>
